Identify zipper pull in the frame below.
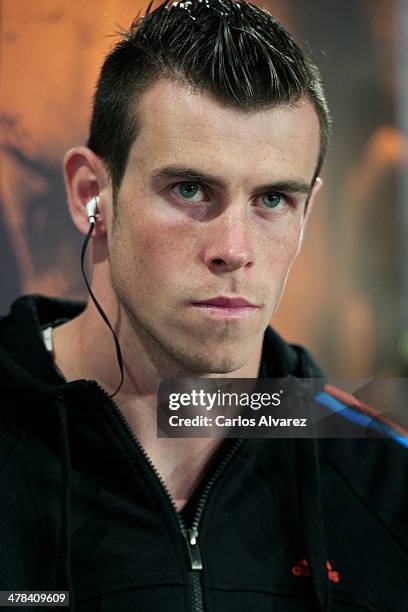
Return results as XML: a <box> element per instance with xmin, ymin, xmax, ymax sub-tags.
<box><xmin>186</xmin><ymin>527</ymin><xmax>203</xmax><ymax>570</ymax></box>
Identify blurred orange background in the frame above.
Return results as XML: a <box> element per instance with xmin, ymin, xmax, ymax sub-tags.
<box><xmin>1</xmin><ymin>0</ymin><xmax>406</xmax><ymax>376</ymax></box>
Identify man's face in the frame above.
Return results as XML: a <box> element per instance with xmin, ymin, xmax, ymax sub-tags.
<box><xmin>108</xmin><ymin>79</ymin><xmax>321</xmax><ymax>374</ymax></box>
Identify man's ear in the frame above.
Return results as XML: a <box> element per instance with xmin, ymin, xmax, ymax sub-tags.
<box><xmin>63</xmin><ymin>146</ymin><xmax>111</xmax><ymax>238</ymax></box>
<box><xmin>296</xmin><ymin>176</ymin><xmax>323</xmax><ymax>255</ymax></box>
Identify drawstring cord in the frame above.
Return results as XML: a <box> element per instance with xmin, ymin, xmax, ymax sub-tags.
<box><xmin>55</xmin><ymin>396</ymin><xmax>75</xmax><ymax>612</ymax></box>
<box><xmin>295</xmin><ymin>435</ymin><xmax>331</xmax><ymax>612</ymax></box>
<box><xmin>293</xmin><ymin>363</ymin><xmax>331</xmax><ymax>612</ymax></box>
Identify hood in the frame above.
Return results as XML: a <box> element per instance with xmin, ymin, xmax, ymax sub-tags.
<box><xmin>0</xmin><ymin>294</ymin><xmax>85</xmax><ymax>391</ymax></box>
<box><xmin>0</xmin><ymin>294</ymin><xmax>331</xmax><ymax>612</ymax></box>
<box><xmin>0</xmin><ymin>295</ymin><xmax>86</xmax><ymax>611</ymax></box>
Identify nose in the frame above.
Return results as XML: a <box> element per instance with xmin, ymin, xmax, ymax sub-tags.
<box><xmin>202</xmin><ymin>206</ymin><xmax>254</xmax><ymax>274</ymax></box>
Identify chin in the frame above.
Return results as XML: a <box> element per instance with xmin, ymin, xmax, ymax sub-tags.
<box><xmin>173</xmin><ymin>347</ymin><xmax>250</xmax><ymax>375</ymax></box>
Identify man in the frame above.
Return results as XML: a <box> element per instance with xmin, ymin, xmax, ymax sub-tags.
<box><xmin>0</xmin><ymin>1</ymin><xmax>407</xmax><ymax>611</ymax></box>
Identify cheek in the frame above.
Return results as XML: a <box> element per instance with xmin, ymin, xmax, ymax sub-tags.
<box><xmin>113</xmin><ymin>206</ymin><xmax>195</xmax><ymax>284</ymax></box>
<box><xmin>261</xmin><ymin>221</ymin><xmax>303</xmax><ymax>274</ymax></box>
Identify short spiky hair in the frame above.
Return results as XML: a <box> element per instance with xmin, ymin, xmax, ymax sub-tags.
<box><xmin>87</xmin><ymin>0</ymin><xmax>330</xmax><ymax>200</ymax></box>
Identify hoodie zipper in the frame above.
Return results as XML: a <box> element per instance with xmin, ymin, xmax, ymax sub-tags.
<box><xmin>182</xmin><ymin>436</ymin><xmax>246</xmax><ymax>611</ymax></box>
<box><xmin>90</xmin><ymin>380</ymin><xmax>245</xmax><ymax>612</ymax></box>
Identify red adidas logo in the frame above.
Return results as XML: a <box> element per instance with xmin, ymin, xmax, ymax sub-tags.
<box><xmin>291</xmin><ymin>558</ymin><xmax>340</xmax><ymax>583</ymax></box>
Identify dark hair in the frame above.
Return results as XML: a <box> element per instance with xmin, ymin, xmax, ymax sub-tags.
<box><xmin>87</xmin><ymin>0</ymin><xmax>331</xmax><ymax>201</ymax></box>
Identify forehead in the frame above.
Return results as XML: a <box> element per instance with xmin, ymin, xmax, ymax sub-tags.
<box><xmin>128</xmin><ymin>79</ymin><xmax>321</xmax><ymax>183</ymax></box>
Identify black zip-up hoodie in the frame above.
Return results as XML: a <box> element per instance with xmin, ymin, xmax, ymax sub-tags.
<box><xmin>0</xmin><ymin>295</ymin><xmax>407</xmax><ymax>612</ymax></box>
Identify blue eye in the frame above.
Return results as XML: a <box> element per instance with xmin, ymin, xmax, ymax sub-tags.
<box><xmin>261</xmin><ymin>193</ymin><xmax>282</xmax><ymax>208</ymax></box>
<box><xmin>173</xmin><ymin>182</ymin><xmax>204</xmax><ymax>203</ymax></box>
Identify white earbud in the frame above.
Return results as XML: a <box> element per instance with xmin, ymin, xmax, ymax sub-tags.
<box><xmin>86</xmin><ymin>196</ymin><xmax>100</xmax><ymax>224</ymax></box>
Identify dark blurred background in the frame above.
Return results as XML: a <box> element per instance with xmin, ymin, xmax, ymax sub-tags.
<box><xmin>1</xmin><ymin>0</ymin><xmax>407</xmax><ymax>376</ymax></box>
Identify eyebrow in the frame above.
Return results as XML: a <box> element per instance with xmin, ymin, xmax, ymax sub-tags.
<box><xmin>150</xmin><ymin>165</ymin><xmax>313</xmax><ymax>195</ymax></box>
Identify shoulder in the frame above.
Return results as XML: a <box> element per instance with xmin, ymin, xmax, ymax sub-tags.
<box><xmin>316</xmin><ymin>383</ymin><xmax>408</xmax><ymax>501</ymax></box>
<box><xmin>316</xmin><ymin>384</ymin><xmax>408</xmax><ymax>550</ymax></box>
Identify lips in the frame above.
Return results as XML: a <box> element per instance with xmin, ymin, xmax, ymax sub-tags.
<box><xmin>191</xmin><ymin>296</ymin><xmax>258</xmax><ymax>308</ymax></box>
